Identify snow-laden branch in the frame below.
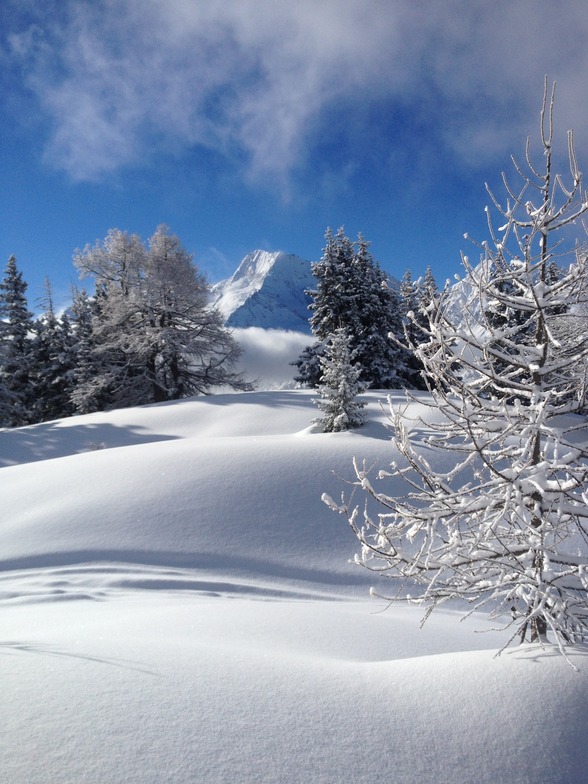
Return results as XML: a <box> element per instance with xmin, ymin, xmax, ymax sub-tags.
<box><xmin>328</xmin><ymin>81</ymin><xmax>588</xmax><ymax>654</ymax></box>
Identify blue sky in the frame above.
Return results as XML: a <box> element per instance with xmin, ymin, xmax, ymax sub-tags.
<box><xmin>2</xmin><ymin>0</ymin><xmax>588</xmax><ymax>312</ymax></box>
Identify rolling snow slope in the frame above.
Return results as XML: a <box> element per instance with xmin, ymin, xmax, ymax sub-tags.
<box><xmin>2</xmin><ymin>390</ymin><xmax>587</xmax><ymax>784</ymax></box>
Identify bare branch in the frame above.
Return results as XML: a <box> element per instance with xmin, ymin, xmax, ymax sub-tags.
<box><xmin>330</xmin><ymin>82</ymin><xmax>588</xmax><ymax>655</ymax></box>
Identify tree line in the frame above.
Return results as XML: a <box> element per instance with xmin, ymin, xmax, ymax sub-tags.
<box><xmin>0</xmin><ymin>225</ymin><xmax>252</xmax><ymax>427</ymax></box>
<box><xmin>0</xmin><ymin>220</ymin><xmax>439</xmax><ymax>429</ymax></box>
<box><xmin>293</xmin><ymin>227</ymin><xmax>438</xmax><ymax>430</ymax></box>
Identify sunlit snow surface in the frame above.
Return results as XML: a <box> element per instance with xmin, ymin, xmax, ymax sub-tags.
<box><xmin>2</xmin><ymin>388</ymin><xmax>587</xmax><ymax>783</ymax></box>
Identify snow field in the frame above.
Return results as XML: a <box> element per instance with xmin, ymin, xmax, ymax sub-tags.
<box><xmin>2</xmin><ymin>389</ymin><xmax>587</xmax><ymax>783</ymax></box>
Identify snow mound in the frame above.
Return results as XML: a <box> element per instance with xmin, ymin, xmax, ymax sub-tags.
<box><xmin>2</xmin><ymin>389</ymin><xmax>587</xmax><ymax>783</ymax></box>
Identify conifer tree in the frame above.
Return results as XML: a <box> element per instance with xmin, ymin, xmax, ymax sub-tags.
<box><xmin>399</xmin><ymin>269</ymin><xmax>417</xmax><ymax>329</ymax></box>
<box><xmin>313</xmin><ymin>328</ymin><xmax>366</xmax><ymax>432</ymax></box>
<box><xmin>398</xmin><ymin>268</ymin><xmax>427</xmax><ymax>390</ymax></box>
<box><xmin>292</xmin><ymin>342</ymin><xmax>326</xmax><ymax>388</ymax></box>
<box><xmin>295</xmin><ymin>228</ymin><xmax>411</xmax><ymax>389</ymax></box>
<box><xmin>308</xmin><ymin>228</ymin><xmax>356</xmax><ymax>339</ymax></box>
<box><xmin>0</xmin><ymin>256</ymin><xmax>35</xmax><ymax>426</ymax></box>
<box><xmin>69</xmin><ymin>287</ymin><xmax>107</xmax><ymax>414</ymax></box>
<box><xmin>294</xmin><ymin>228</ymin><xmax>356</xmax><ymax>388</ymax></box>
<box><xmin>30</xmin><ymin>280</ymin><xmax>77</xmax><ymax>422</ymax></box>
<box><xmin>414</xmin><ymin>265</ymin><xmax>438</xmax><ymax>331</ymax></box>
<box><xmin>352</xmin><ymin>235</ymin><xmax>410</xmax><ymax>388</ymax></box>
<box><xmin>482</xmin><ymin>259</ymin><xmax>537</xmax><ymax>398</ymax></box>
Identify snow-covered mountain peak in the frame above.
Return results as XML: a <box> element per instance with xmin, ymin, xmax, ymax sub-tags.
<box><xmin>231</xmin><ymin>249</ymin><xmax>285</xmax><ymax>284</ymax></box>
<box><xmin>210</xmin><ymin>250</ymin><xmax>315</xmax><ymax>332</ymax></box>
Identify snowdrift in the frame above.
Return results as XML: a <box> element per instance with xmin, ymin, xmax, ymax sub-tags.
<box><xmin>2</xmin><ymin>390</ymin><xmax>587</xmax><ymax>783</ymax></box>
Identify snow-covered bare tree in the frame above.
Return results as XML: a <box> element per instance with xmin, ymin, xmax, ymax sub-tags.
<box><xmin>313</xmin><ymin>327</ymin><xmax>366</xmax><ymax>432</ymax></box>
<box><xmin>325</xmin><ymin>81</ymin><xmax>588</xmax><ymax>652</ymax></box>
<box><xmin>143</xmin><ymin>226</ymin><xmax>252</xmax><ymax>400</ymax></box>
<box><xmin>74</xmin><ymin>226</ymin><xmax>252</xmax><ymax>410</ymax></box>
<box><xmin>74</xmin><ymin>229</ymin><xmax>154</xmax><ymax>408</ymax></box>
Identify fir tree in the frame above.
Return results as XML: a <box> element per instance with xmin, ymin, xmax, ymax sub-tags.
<box><xmin>292</xmin><ymin>342</ymin><xmax>326</xmax><ymax>388</ymax></box>
<box><xmin>0</xmin><ymin>256</ymin><xmax>35</xmax><ymax>426</ymax></box>
<box><xmin>313</xmin><ymin>328</ymin><xmax>366</xmax><ymax>432</ymax></box>
<box><xmin>399</xmin><ymin>269</ymin><xmax>417</xmax><ymax>330</ymax></box>
<box><xmin>483</xmin><ymin>258</ymin><xmax>536</xmax><ymax>399</ymax></box>
<box><xmin>351</xmin><ymin>235</ymin><xmax>409</xmax><ymax>388</ymax></box>
<box><xmin>69</xmin><ymin>287</ymin><xmax>108</xmax><ymax>414</ymax></box>
<box><xmin>397</xmin><ymin>268</ymin><xmax>427</xmax><ymax>389</ymax></box>
<box><xmin>295</xmin><ymin>228</ymin><xmax>412</xmax><ymax>389</ymax></box>
<box><xmin>30</xmin><ymin>280</ymin><xmax>77</xmax><ymax>422</ymax></box>
<box><xmin>413</xmin><ymin>265</ymin><xmax>438</xmax><ymax>331</ymax></box>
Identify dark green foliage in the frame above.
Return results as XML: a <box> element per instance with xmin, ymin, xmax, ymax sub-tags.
<box><xmin>0</xmin><ymin>256</ymin><xmax>35</xmax><ymax>426</ymax></box>
<box><xmin>29</xmin><ymin>280</ymin><xmax>78</xmax><ymax>422</ymax></box>
<box><xmin>295</xmin><ymin>228</ymin><xmax>416</xmax><ymax>390</ymax></box>
<box><xmin>398</xmin><ymin>268</ymin><xmax>429</xmax><ymax>390</ymax></box>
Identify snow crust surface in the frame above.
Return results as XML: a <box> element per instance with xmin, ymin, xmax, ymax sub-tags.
<box><xmin>2</xmin><ymin>387</ymin><xmax>587</xmax><ymax>783</ymax></box>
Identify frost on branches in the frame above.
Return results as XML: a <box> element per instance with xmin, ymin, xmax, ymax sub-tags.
<box><xmin>314</xmin><ymin>328</ymin><xmax>366</xmax><ymax>432</ymax></box>
<box><xmin>73</xmin><ymin>225</ymin><xmax>253</xmax><ymax>411</ymax></box>
<box><xmin>325</xmin><ymin>81</ymin><xmax>588</xmax><ymax>653</ymax></box>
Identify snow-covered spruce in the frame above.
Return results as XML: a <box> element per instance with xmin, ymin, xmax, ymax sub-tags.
<box><xmin>29</xmin><ymin>279</ymin><xmax>78</xmax><ymax>423</ymax></box>
<box><xmin>313</xmin><ymin>327</ymin><xmax>366</xmax><ymax>432</ymax></box>
<box><xmin>327</xmin><ymin>80</ymin><xmax>588</xmax><ymax>653</ymax></box>
<box><xmin>397</xmin><ymin>265</ymin><xmax>439</xmax><ymax>390</ymax></box>
<box><xmin>295</xmin><ymin>227</ymin><xmax>413</xmax><ymax>389</ymax></box>
<box><xmin>0</xmin><ymin>255</ymin><xmax>36</xmax><ymax>426</ymax></box>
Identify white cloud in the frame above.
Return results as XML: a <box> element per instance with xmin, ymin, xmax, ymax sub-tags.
<box><xmin>7</xmin><ymin>0</ymin><xmax>588</xmax><ymax>183</ymax></box>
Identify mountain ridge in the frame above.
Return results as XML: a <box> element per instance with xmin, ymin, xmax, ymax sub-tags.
<box><xmin>210</xmin><ymin>250</ymin><xmax>314</xmax><ymax>333</ymax></box>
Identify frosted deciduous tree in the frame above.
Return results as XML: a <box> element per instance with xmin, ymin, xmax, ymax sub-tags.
<box><xmin>314</xmin><ymin>328</ymin><xmax>366</xmax><ymax>432</ymax></box>
<box><xmin>144</xmin><ymin>226</ymin><xmax>252</xmax><ymax>400</ymax></box>
<box><xmin>325</xmin><ymin>81</ymin><xmax>588</xmax><ymax>652</ymax></box>
<box><xmin>74</xmin><ymin>225</ymin><xmax>252</xmax><ymax>410</ymax></box>
<box><xmin>74</xmin><ymin>229</ymin><xmax>150</xmax><ymax>409</ymax></box>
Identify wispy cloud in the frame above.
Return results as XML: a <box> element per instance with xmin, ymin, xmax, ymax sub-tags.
<box><xmin>5</xmin><ymin>0</ymin><xmax>588</xmax><ymax>185</ymax></box>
